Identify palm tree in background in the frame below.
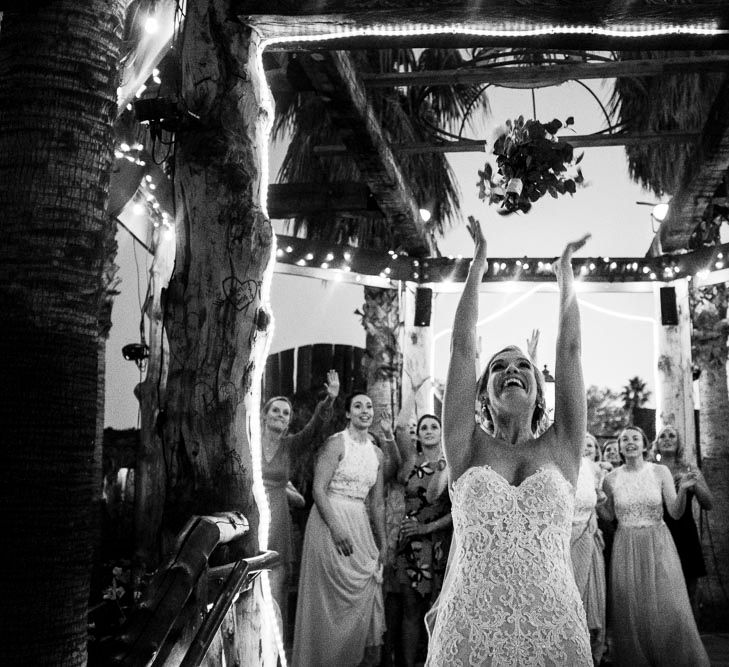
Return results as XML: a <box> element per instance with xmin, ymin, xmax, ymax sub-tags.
<box><xmin>620</xmin><ymin>376</ymin><xmax>651</xmax><ymax>424</ymax></box>
<box><xmin>610</xmin><ymin>49</ymin><xmax>724</xmax><ymax>197</ymax></box>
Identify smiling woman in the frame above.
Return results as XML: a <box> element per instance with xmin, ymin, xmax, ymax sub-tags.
<box><xmin>426</xmin><ymin>217</ymin><xmax>593</xmax><ymax>665</ymax></box>
<box><xmin>261</xmin><ymin>370</ymin><xmax>340</xmax><ymax>644</ymax></box>
<box><xmin>292</xmin><ymin>390</ymin><xmax>387</xmax><ymax>666</ymax></box>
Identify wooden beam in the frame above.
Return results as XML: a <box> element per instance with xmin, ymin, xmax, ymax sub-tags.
<box><xmin>295</xmin><ymin>51</ymin><xmax>431</xmax><ymax>255</ymax></box>
<box><xmin>313</xmin><ymin>131</ymin><xmax>701</xmax><ymax>157</ymax></box>
<box><xmin>651</xmin><ymin>77</ymin><xmax>729</xmax><ymax>254</ymax></box>
<box><xmin>246</xmin><ymin>3</ymin><xmax>729</xmax><ymax>51</ymax></box>
<box><xmin>361</xmin><ymin>54</ymin><xmax>729</xmax><ymax>89</ymax></box>
<box><xmin>267</xmin><ymin>182</ymin><xmax>383</xmax><ymax>218</ymax></box>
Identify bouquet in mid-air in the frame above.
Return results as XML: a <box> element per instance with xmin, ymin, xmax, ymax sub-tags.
<box><xmin>478</xmin><ymin>116</ymin><xmax>585</xmax><ymax>215</ymax></box>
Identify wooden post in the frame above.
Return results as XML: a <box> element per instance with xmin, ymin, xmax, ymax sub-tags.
<box><xmin>133</xmin><ymin>219</ymin><xmax>176</xmax><ymax>578</ymax></box>
<box><xmin>654</xmin><ymin>279</ymin><xmax>697</xmax><ymax>463</ymax></box>
<box><xmin>361</xmin><ymin>286</ymin><xmax>401</xmax><ymax>437</ymax></box>
<box><xmin>161</xmin><ymin>2</ymin><xmax>275</xmax><ymax>663</ymax></box>
<box><xmin>402</xmin><ymin>286</ymin><xmax>434</xmax><ymax>417</ymax></box>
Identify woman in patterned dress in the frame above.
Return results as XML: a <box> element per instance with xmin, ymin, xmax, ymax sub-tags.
<box><xmin>386</xmin><ymin>413</ymin><xmax>452</xmax><ymax>667</ymax></box>
<box><xmin>292</xmin><ymin>391</ymin><xmax>386</xmax><ymax>667</ymax></box>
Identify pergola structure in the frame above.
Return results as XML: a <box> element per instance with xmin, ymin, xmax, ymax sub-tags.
<box><xmin>113</xmin><ymin>3</ymin><xmax>729</xmax><ymax>654</ymax></box>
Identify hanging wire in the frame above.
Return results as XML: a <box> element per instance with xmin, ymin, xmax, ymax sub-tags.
<box><xmin>573</xmin><ymin>80</ymin><xmax>615</xmax><ymax>133</ymax></box>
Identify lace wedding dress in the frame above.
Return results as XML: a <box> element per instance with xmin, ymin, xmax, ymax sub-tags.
<box><xmin>426</xmin><ymin>465</ymin><xmax>591</xmax><ymax>666</ymax></box>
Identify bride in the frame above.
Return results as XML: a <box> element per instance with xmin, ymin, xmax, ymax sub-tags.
<box><xmin>426</xmin><ymin>217</ymin><xmax>592</xmax><ymax>666</ymax></box>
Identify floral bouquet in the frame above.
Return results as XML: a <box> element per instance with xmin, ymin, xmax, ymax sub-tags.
<box><xmin>478</xmin><ymin>116</ymin><xmax>584</xmax><ymax>214</ymax></box>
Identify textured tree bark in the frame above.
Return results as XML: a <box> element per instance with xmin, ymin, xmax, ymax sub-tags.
<box><xmin>692</xmin><ymin>283</ymin><xmax>729</xmax><ymax>631</ymax></box>
<box><xmin>0</xmin><ymin>3</ymin><xmax>126</xmax><ymax>664</ymax></box>
<box><xmin>133</xmin><ymin>220</ymin><xmax>175</xmax><ymax>577</ymax></box>
<box><xmin>160</xmin><ymin>0</ymin><xmax>274</xmax><ymax>662</ymax></box>
<box><xmin>361</xmin><ymin>286</ymin><xmax>402</xmax><ymax>435</ymax></box>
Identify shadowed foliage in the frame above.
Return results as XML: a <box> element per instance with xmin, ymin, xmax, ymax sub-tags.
<box><xmin>272</xmin><ymin>48</ymin><xmax>489</xmax><ymax>249</ymax></box>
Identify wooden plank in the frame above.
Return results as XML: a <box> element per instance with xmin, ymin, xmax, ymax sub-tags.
<box><xmin>263</xmin><ymin>353</ymin><xmax>280</xmax><ymax>399</ymax></box>
<box><xmin>333</xmin><ymin>344</ymin><xmax>352</xmax><ymax>394</ymax></box>
<box><xmin>267</xmin><ymin>182</ymin><xmax>382</xmax><ymax>218</ymax></box>
<box><xmin>652</xmin><ymin>77</ymin><xmax>729</xmax><ymax>254</ymax></box>
<box><xmin>361</xmin><ymin>54</ymin><xmax>729</xmax><ymax>89</ymax></box>
<box><xmin>279</xmin><ymin>348</ymin><xmax>295</xmax><ymax>397</ymax></box>
<box><xmin>311</xmin><ymin>343</ymin><xmax>335</xmax><ymax>390</ymax></box>
<box><xmin>295</xmin><ymin>51</ymin><xmax>432</xmax><ymax>255</ymax></box>
<box><xmin>296</xmin><ymin>345</ymin><xmax>312</xmax><ymax>393</ymax></box>
<box><xmin>246</xmin><ymin>4</ymin><xmax>729</xmax><ymax>51</ymax></box>
<box><xmin>313</xmin><ymin>131</ymin><xmax>701</xmax><ymax>157</ymax></box>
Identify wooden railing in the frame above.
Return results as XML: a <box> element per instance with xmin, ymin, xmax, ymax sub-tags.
<box><xmin>102</xmin><ymin>512</ymin><xmax>279</xmax><ymax>666</ymax></box>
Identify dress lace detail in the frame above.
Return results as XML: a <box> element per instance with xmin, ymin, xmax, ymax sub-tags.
<box><xmin>426</xmin><ymin>465</ymin><xmax>591</xmax><ymax>667</ymax></box>
<box><xmin>327</xmin><ymin>431</ymin><xmax>379</xmax><ymax>500</ymax></box>
<box><xmin>612</xmin><ymin>464</ymin><xmax>663</xmax><ymax>527</ymax></box>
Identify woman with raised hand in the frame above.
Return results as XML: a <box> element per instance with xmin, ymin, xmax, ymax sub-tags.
<box><xmin>601</xmin><ymin>426</ymin><xmax>709</xmax><ymax>666</ymax></box>
<box><xmin>292</xmin><ymin>390</ymin><xmax>386</xmax><ymax>667</ymax></box>
<box><xmin>261</xmin><ymin>370</ymin><xmax>339</xmax><ymax>643</ymax></box>
<box><xmin>426</xmin><ymin>216</ymin><xmax>592</xmax><ymax>665</ymax></box>
<box><xmin>653</xmin><ymin>425</ymin><xmax>713</xmax><ymax>617</ymax></box>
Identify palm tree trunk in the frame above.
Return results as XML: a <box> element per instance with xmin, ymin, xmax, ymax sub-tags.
<box><xmin>0</xmin><ymin>3</ymin><xmax>125</xmax><ymax>664</ymax></box>
<box><xmin>692</xmin><ymin>283</ymin><xmax>729</xmax><ymax>630</ymax></box>
<box><xmin>361</xmin><ymin>286</ymin><xmax>402</xmax><ymax>434</ymax></box>
<box><xmin>159</xmin><ymin>1</ymin><xmax>274</xmax><ymax>662</ymax></box>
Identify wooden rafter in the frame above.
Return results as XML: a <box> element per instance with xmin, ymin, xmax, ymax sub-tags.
<box><xmin>267</xmin><ymin>182</ymin><xmax>382</xmax><ymax>218</ymax></box>
<box><xmin>312</xmin><ymin>131</ymin><xmax>701</xmax><ymax>157</ymax></box>
<box><xmin>359</xmin><ymin>54</ymin><xmax>729</xmax><ymax>89</ymax></box>
<box><xmin>247</xmin><ymin>3</ymin><xmax>729</xmax><ymax>51</ymax></box>
<box><xmin>294</xmin><ymin>51</ymin><xmax>431</xmax><ymax>255</ymax></box>
<box><xmin>650</xmin><ymin>77</ymin><xmax>729</xmax><ymax>255</ymax></box>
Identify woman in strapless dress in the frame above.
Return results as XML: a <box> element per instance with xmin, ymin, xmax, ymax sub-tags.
<box><xmin>426</xmin><ymin>217</ymin><xmax>592</xmax><ymax>666</ymax></box>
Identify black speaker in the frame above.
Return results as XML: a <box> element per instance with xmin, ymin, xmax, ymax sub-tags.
<box><xmin>660</xmin><ymin>286</ymin><xmax>679</xmax><ymax>326</ymax></box>
<box><xmin>414</xmin><ymin>287</ymin><xmax>433</xmax><ymax>327</ymax></box>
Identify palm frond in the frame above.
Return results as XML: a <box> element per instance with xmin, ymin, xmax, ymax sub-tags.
<box><xmin>272</xmin><ymin>48</ymin><xmax>491</xmax><ymax>249</ymax></box>
<box><xmin>610</xmin><ymin>49</ymin><xmax>724</xmax><ymax>197</ymax></box>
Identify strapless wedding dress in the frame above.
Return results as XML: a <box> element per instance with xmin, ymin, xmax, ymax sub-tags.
<box><xmin>426</xmin><ymin>465</ymin><xmax>591</xmax><ymax>666</ymax></box>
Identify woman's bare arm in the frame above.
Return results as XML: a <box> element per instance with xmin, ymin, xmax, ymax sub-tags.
<box><xmin>658</xmin><ymin>464</ymin><xmax>690</xmax><ymax>519</ymax></box>
<box><xmin>443</xmin><ymin>217</ymin><xmax>487</xmax><ymax>481</ymax></box>
<box><xmin>552</xmin><ymin>235</ymin><xmax>590</xmax><ymax>465</ymax></box>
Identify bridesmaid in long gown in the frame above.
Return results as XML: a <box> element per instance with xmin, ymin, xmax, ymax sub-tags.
<box><xmin>426</xmin><ymin>217</ymin><xmax>592</xmax><ymax>665</ymax></box>
<box><xmin>571</xmin><ymin>433</ymin><xmax>606</xmax><ymax>665</ymax></box>
<box><xmin>653</xmin><ymin>425</ymin><xmax>713</xmax><ymax>616</ymax></box>
<box><xmin>292</xmin><ymin>391</ymin><xmax>386</xmax><ymax>667</ymax></box>
<box><xmin>601</xmin><ymin>426</ymin><xmax>709</xmax><ymax>667</ymax></box>
<box><xmin>261</xmin><ymin>370</ymin><xmax>339</xmax><ymax>643</ymax></box>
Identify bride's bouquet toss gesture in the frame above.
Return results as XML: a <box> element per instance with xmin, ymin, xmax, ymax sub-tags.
<box><xmin>426</xmin><ymin>217</ymin><xmax>593</xmax><ymax>666</ymax></box>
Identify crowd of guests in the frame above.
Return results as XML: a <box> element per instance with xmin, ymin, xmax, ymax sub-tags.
<box><xmin>573</xmin><ymin>426</ymin><xmax>713</xmax><ymax>666</ymax></box>
<box><xmin>261</xmin><ymin>369</ymin><xmax>713</xmax><ymax>667</ymax></box>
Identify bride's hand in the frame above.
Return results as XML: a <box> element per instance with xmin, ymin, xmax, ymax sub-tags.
<box><xmin>554</xmin><ymin>233</ymin><xmax>591</xmax><ymax>279</ymax></box>
<box><xmin>466</xmin><ymin>216</ymin><xmax>487</xmax><ymax>267</ymax></box>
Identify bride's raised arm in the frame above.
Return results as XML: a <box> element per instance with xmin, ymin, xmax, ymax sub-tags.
<box><xmin>552</xmin><ymin>234</ymin><xmax>590</xmax><ymax>465</ymax></box>
<box><xmin>443</xmin><ymin>216</ymin><xmax>487</xmax><ymax>482</ymax></box>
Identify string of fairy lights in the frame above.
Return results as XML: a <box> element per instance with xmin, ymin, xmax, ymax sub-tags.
<box><xmin>274</xmin><ymin>234</ymin><xmax>729</xmax><ymax>286</ymax></box>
